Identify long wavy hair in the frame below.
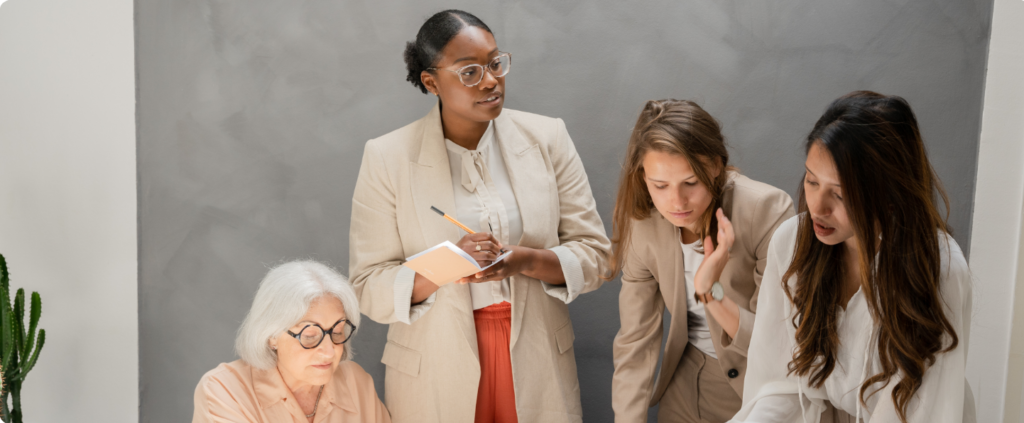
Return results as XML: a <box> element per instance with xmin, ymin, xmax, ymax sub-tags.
<box><xmin>606</xmin><ymin>99</ymin><xmax>731</xmax><ymax>279</ymax></box>
<box><xmin>783</xmin><ymin>91</ymin><xmax>956</xmax><ymax>423</ymax></box>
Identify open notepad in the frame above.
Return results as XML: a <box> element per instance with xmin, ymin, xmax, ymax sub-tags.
<box><xmin>402</xmin><ymin>241</ymin><xmax>513</xmax><ymax>287</ymax></box>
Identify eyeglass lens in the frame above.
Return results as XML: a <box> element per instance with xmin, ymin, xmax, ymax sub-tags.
<box><xmin>298</xmin><ymin>321</ymin><xmax>353</xmax><ymax>348</ymax></box>
<box><xmin>459</xmin><ymin>54</ymin><xmax>511</xmax><ymax>86</ymax></box>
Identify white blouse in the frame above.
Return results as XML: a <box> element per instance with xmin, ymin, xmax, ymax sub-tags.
<box><xmin>443</xmin><ymin>122</ymin><xmax>523</xmax><ymax>310</ymax></box>
<box><xmin>730</xmin><ymin>215</ymin><xmax>975</xmax><ymax>423</ymax></box>
<box><xmin>679</xmin><ymin>237</ymin><xmax>717</xmax><ymax>359</ymax></box>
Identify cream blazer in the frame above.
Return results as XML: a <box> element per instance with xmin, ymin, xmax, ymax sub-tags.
<box><xmin>349</xmin><ymin>104</ymin><xmax>610</xmax><ymax>423</ymax></box>
<box><xmin>611</xmin><ymin>172</ymin><xmax>794</xmax><ymax>422</ymax></box>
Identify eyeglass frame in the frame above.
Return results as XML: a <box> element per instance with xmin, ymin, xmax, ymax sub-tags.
<box><xmin>426</xmin><ymin>52</ymin><xmax>512</xmax><ymax>87</ymax></box>
<box><xmin>285</xmin><ymin>319</ymin><xmax>357</xmax><ymax>349</ymax></box>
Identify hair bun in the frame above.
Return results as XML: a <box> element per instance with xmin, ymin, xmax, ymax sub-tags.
<box><xmin>403</xmin><ymin>41</ymin><xmax>426</xmax><ymax>93</ymax></box>
<box><xmin>402</xmin><ymin>10</ymin><xmax>493</xmax><ymax>95</ymax></box>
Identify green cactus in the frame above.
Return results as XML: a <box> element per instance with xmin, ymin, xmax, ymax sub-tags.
<box><xmin>0</xmin><ymin>254</ymin><xmax>45</xmax><ymax>423</ymax></box>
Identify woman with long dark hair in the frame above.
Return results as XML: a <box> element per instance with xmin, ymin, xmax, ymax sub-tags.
<box><xmin>610</xmin><ymin>99</ymin><xmax>794</xmax><ymax>422</ymax></box>
<box><xmin>349</xmin><ymin>10</ymin><xmax>610</xmax><ymax>423</ymax></box>
<box><xmin>731</xmin><ymin>91</ymin><xmax>974</xmax><ymax>423</ymax></box>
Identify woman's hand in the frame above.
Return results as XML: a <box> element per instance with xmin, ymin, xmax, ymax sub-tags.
<box><xmin>455</xmin><ymin>232</ymin><xmax>503</xmax><ymax>267</ymax></box>
<box><xmin>694</xmin><ymin>208</ymin><xmax>735</xmax><ymax>294</ymax></box>
<box><xmin>455</xmin><ymin>245</ymin><xmax>530</xmax><ymax>284</ymax></box>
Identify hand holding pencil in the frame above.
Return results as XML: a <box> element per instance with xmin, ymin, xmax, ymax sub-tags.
<box><xmin>431</xmin><ymin>206</ymin><xmax>505</xmax><ymax>270</ymax></box>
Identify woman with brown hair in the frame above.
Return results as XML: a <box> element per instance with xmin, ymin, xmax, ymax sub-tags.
<box><xmin>610</xmin><ymin>99</ymin><xmax>795</xmax><ymax>422</ymax></box>
<box><xmin>730</xmin><ymin>91</ymin><xmax>975</xmax><ymax>423</ymax></box>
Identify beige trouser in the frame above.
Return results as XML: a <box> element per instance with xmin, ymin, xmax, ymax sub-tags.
<box><xmin>656</xmin><ymin>343</ymin><xmax>857</xmax><ymax>423</ymax></box>
<box><xmin>657</xmin><ymin>343</ymin><xmax>742</xmax><ymax>423</ymax></box>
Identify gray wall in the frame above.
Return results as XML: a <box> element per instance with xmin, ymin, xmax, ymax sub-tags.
<box><xmin>136</xmin><ymin>1</ymin><xmax>992</xmax><ymax>422</ymax></box>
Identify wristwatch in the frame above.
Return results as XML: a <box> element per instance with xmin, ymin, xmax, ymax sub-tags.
<box><xmin>695</xmin><ymin>281</ymin><xmax>725</xmax><ymax>304</ymax></box>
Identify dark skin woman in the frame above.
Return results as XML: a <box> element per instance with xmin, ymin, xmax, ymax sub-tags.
<box><xmin>350</xmin><ymin>9</ymin><xmax>610</xmax><ymax>423</ymax></box>
<box><xmin>412</xmin><ymin>23</ymin><xmax>567</xmax><ymax>304</ymax></box>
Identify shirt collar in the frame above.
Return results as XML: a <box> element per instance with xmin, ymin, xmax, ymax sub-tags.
<box><xmin>252</xmin><ymin>364</ymin><xmax>290</xmax><ymax>409</ymax></box>
<box><xmin>252</xmin><ymin>362</ymin><xmax>358</xmax><ymax>415</ymax></box>
<box><xmin>326</xmin><ymin>362</ymin><xmax>358</xmax><ymax>413</ymax></box>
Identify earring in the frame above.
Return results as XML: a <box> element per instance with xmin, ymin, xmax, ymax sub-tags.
<box><xmin>271</xmin><ymin>346</ymin><xmax>277</xmax><ymax>351</ymax></box>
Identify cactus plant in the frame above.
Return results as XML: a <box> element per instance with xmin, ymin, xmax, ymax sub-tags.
<box><xmin>0</xmin><ymin>254</ymin><xmax>45</xmax><ymax>423</ymax></box>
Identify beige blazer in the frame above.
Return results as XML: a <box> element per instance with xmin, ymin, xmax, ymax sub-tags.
<box><xmin>611</xmin><ymin>172</ymin><xmax>794</xmax><ymax>422</ymax></box>
<box><xmin>349</xmin><ymin>104</ymin><xmax>610</xmax><ymax>423</ymax></box>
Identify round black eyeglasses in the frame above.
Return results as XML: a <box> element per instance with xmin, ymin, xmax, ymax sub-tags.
<box><xmin>286</xmin><ymin>319</ymin><xmax>356</xmax><ymax>349</ymax></box>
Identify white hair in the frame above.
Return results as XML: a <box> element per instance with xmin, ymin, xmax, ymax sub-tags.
<box><xmin>235</xmin><ymin>260</ymin><xmax>361</xmax><ymax>370</ymax></box>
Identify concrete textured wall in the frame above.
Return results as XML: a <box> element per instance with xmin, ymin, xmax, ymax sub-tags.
<box><xmin>135</xmin><ymin>1</ymin><xmax>992</xmax><ymax>422</ymax></box>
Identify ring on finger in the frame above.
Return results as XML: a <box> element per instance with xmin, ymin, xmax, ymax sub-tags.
<box><xmin>476</xmin><ymin>242</ymin><xmax>482</xmax><ymax>251</ymax></box>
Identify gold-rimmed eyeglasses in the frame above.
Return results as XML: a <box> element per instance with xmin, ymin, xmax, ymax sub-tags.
<box><xmin>428</xmin><ymin>52</ymin><xmax>512</xmax><ymax>87</ymax></box>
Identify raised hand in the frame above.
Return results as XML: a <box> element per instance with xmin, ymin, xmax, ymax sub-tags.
<box><xmin>694</xmin><ymin>208</ymin><xmax>734</xmax><ymax>294</ymax></box>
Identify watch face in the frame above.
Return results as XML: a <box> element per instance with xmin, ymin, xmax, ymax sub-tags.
<box><xmin>711</xmin><ymin>282</ymin><xmax>724</xmax><ymax>301</ymax></box>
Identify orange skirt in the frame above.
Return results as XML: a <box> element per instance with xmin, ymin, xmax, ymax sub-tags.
<box><xmin>473</xmin><ymin>301</ymin><xmax>518</xmax><ymax>423</ymax></box>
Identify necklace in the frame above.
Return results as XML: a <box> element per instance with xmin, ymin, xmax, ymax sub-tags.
<box><xmin>305</xmin><ymin>385</ymin><xmax>324</xmax><ymax>418</ymax></box>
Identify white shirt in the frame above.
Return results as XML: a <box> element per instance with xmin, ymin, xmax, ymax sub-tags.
<box><xmin>730</xmin><ymin>215</ymin><xmax>975</xmax><ymax>423</ymax></box>
<box><xmin>679</xmin><ymin>237</ymin><xmax>717</xmax><ymax>359</ymax></box>
<box><xmin>381</xmin><ymin>111</ymin><xmax>594</xmax><ymax>326</ymax></box>
<box><xmin>444</xmin><ymin>122</ymin><xmax>523</xmax><ymax>310</ymax></box>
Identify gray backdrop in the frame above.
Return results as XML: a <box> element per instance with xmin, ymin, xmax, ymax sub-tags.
<box><xmin>136</xmin><ymin>1</ymin><xmax>992</xmax><ymax>422</ymax></box>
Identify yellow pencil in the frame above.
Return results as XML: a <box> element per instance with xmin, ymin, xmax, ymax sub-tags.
<box><xmin>430</xmin><ymin>206</ymin><xmax>476</xmax><ymax>234</ymax></box>
<box><xmin>431</xmin><ymin>206</ymin><xmax>508</xmax><ymax>254</ymax></box>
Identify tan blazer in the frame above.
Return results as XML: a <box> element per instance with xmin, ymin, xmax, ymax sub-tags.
<box><xmin>193</xmin><ymin>360</ymin><xmax>390</xmax><ymax>423</ymax></box>
<box><xmin>611</xmin><ymin>172</ymin><xmax>794</xmax><ymax>422</ymax></box>
<box><xmin>349</xmin><ymin>104</ymin><xmax>610</xmax><ymax>423</ymax></box>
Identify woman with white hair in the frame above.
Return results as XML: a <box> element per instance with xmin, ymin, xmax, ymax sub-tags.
<box><xmin>193</xmin><ymin>260</ymin><xmax>390</xmax><ymax>423</ymax></box>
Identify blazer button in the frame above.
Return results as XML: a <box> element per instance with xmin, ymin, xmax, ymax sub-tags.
<box><xmin>728</xmin><ymin>369</ymin><xmax>739</xmax><ymax>379</ymax></box>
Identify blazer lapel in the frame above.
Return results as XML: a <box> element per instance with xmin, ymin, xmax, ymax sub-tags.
<box><xmin>658</xmin><ymin>216</ymin><xmax>689</xmax><ymax>345</ymax></box>
<box><xmin>493</xmin><ymin>110</ymin><xmax>553</xmax><ymax>349</ymax></box>
<box><xmin>409</xmin><ymin>104</ymin><xmax>461</xmax><ymax>247</ymax></box>
<box><xmin>408</xmin><ymin>103</ymin><xmax>477</xmax><ymax>354</ymax></box>
<box><xmin>652</xmin><ymin>215</ymin><xmax>692</xmax><ymax>402</ymax></box>
<box><xmin>666</xmin><ymin>222</ymin><xmax>689</xmax><ymax>344</ymax></box>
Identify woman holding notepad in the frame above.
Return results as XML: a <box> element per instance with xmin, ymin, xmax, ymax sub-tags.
<box><xmin>349</xmin><ymin>9</ymin><xmax>610</xmax><ymax>423</ymax></box>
